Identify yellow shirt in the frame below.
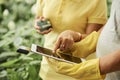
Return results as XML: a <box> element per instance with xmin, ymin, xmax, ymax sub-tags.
<box><xmin>36</xmin><ymin>0</ymin><xmax>107</xmax><ymax>80</ymax></box>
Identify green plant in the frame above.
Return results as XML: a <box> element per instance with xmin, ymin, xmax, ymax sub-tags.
<box><xmin>107</xmin><ymin>0</ymin><xmax>112</xmax><ymax>17</ymax></box>
<box><xmin>0</xmin><ymin>0</ymin><xmax>43</xmax><ymax>80</ymax></box>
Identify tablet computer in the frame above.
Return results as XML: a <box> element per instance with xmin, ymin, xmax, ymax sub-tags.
<box><xmin>31</xmin><ymin>44</ymin><xmax>81</xmax><ymax>64</ymax></box>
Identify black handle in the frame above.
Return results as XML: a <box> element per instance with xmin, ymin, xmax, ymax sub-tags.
<box><xmin>17</xmin><ymin>46</ymin><xmax>30</xmax><ymax>54</ymax></box>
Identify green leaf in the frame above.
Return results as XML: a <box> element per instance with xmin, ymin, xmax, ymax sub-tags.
<box><xmin>13</xmin><ymin>37</ymin><xmax>23</xmax><ymax>47</ymax></box>
<box><xmin>0</xmin><ymin>59</ymin><xmax>20</xmax><ymax>67</ymax></box>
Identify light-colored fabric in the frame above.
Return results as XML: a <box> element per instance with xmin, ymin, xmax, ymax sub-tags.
<box><xmin>36</xmin><ymin>0</ymin><xmax>107</xmax><ymax>80</ymax></box>
<box><xmin>70</xmin><ymin>31</ymin><xmax>100</xmax><ymax>58</ymax></box>
<box><xmin>48</xmin><ymin>58</ymin><xmax>104</xmax><ymax>80</ymax></box>
<box><xmin>96</xmin><ymin>0</ymin><xmax>120</xmax><ymax>80</ymax></box>
<box><xmin>36</xmin><ymin>0</ymin><xmax>107</xmax><ymax>33</ymax></box>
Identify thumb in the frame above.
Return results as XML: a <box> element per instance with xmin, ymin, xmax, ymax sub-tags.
<box><xmin>53</xmin><ymin>37</ymin><xmax>62</xmax><ymax>53</ymax></box>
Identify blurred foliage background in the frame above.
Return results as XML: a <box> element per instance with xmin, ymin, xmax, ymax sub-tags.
<box><xmin>0</xmin><ymin>0</ymin><xmax>44</xmax><ymax>80</ymax></box>
<box><xmin>0</xmin><ymin>0</ymin><xmax>111</xmax><ymax>80</ymax></box>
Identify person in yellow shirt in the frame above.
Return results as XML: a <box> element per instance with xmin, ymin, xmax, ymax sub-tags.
<box><xmin>34</xmin><ymin>0</ymin><xmax>107</xmax><ymax>80</ymax></box>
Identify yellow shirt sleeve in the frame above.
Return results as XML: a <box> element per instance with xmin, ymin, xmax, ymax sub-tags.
<box><xmin>88</xmin><ymin>0</ymin><xmax>107</xmax><ymax>24</ymax></box>
<box><xmin>70</xmin><ymin>31</ymin><xmax>100</xmax><ymax>58</ymax></box>
<box><xmin>48</xmin><ymin>58</ymin><xmax>105</xmax><ymax>80</ymax></box>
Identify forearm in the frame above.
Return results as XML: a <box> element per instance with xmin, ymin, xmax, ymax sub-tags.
<box><xmin>86</xmin><ymin>24</ymin><xmax>103</xmax><ymax>33</ymax></box>
<box><xmin>80</xmin><ymin>26</ymin><xmax>104</xmax><ymax>40</ymax></box>
<box><xmin>100</xmin><ymin>50</ymin><xmax>120</xmax><ymax>75</ymax></box>
<box><xmin>74</xmin><ymin>26</ymin><xmax>104</xmax><ymax>42</ymax></box>
<box><xmin>71</xmin><ymin>31</ymin><xmax>100</xmax><ymax>58</ymax></box>
<box><xmin>53</xmin><ymin>50</ymin><xmax>120</xmax><ymax>79</ymax></box>
<box><xmin>70</xmin><ymin>26</ymin><xmax>103</xmax><ymax>58</ymax></box>
<box><xmin>56</xmin><ymin>58</ymin><xmax>103</xmax><ymax>80</ymax></box>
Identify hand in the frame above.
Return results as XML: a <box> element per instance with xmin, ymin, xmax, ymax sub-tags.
<box><xmin>34</xmin><ymin>16</ymin><xmax>52</xmax><ymax>34</ymax></box>
<box><xmin>53</xmin><ymin>30</ymin><xmax>81</xmax><ymax>52</ymax></box>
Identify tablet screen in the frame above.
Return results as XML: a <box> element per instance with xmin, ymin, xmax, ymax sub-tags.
<box><xmin>31</xmin><ymin>44</ymin><xmax>81</xmax><ymax>64</ymax></box>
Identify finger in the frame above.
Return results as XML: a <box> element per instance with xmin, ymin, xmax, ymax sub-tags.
<box><xmin>64</xmin><ymin>40</ymin><xmax>74</xmax><ymax>50</ymax></box>
<box><xmin>36</xmin><ymin>29</ymin><xmax>41</xmax><ymax>34</ymax></box>
<box><xmin>53</xmin><ymin>37</ymin><xmax>62</xmax><ymax>53</ymax></box>
<box><xmin>36</xmin><ymin>30</ymin><xmax>46</xmax><ymax>35</ymax></box>
<box><xmin>40</xmin><ymin>16</ymin><xmax>45</xmax><ymax>21</ymax></box>
<box><xmin>64</xmin><ymin>41</ymin><xmax>69</xmax><ymax>50</ymax></box>
<box><xmin>60</xmin><ymin>38</ymin><xmax>74</xmax><ymax>51</ymax></box>
<box><xmin>36</xmin><ymin>27</ymin><xmax>52</xmax><ymax>34</ymax></box>
<box><xmin>34</xmin><ymin>25</ymin><xmax>40</xmax><ymax>30</ymax></box>
<box><xmin>44</xmin><ymin>28</ymin><xmax>53</xmax><ymax>33</ymax></box>
<box><xmin>42</xmin><ymin>28</ymin><xmax>52</xmax><ymax>34</ymax></box>
<box><xmin>60</xmin><ymin>38</ymin><xmax>67</xmax><ymax>51</ymax></box>
<box><xmin>49</xmin><ymin>28</ymin><xmax>53</xmax><ymax>31</ymax></box>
